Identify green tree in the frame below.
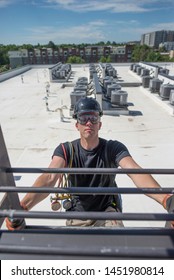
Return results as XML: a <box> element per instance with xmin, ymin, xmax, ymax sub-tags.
<box><xmin>0</xmin><ymin>47</ymin><xmax>9</xmax><ymax>65</ymax></box>
<box><xmin>67</xmin><ymin>56</ymin><xmax>85</xmax><ymax>64</ymax></box>
<box><xmin>99</xmin><ymin>56</ymin><xmax>107</xmax><ymax>63</ymax></box>
<box><xmin>131</xmin><ymin>44</ymin><xmax>150</xmax><ymax>62</ymax></box>
<box><xmin>47</xmin><ymin>41</ymin><xmax>57</xmax><ymax>49</ymax></box>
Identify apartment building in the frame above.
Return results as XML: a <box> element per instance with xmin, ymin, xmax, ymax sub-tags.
<box><xmin>141</xmin><ymin>30</ymin><xmax>174</xmax><ymax>48</ymax></box>
<box><xmin>8</xmin><ymin>45</ymin><xmax>133</xmax><ymax>68</ymax></box>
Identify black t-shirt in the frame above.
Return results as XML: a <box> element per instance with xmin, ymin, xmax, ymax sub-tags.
<box><xmin>53</xmin><ymin>138</ymin><xmax>131</xmax><ymax>211</ymax></box>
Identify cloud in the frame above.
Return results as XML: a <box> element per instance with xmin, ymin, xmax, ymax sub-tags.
<box><xmin>1</xmin><ymin>0</ymin><xmax>174</xmax><ymax>12</ymax></box>
<box><xmin>23</xmin><ymin>17</ymin><xmax>174</xmax><ymax>45</ymax></box>
<box><xmin>0</xmin><ymin>0</ymin><xmax>13</xmax><ymax>8</ymax></box>
<box><xmin>23</xmin><ymin>21</ymin><xmax>106</xmax><ymax>44</ymax></box>
<box><xmin>43</xmin><ymin>0</ymin><xmax>174</xmax><ymax>13</ymax></box>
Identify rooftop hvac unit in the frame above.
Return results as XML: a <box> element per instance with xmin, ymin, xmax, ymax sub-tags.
<box><xmin>113</xmin><ymin>68</ymin><xmax>117</xmax><ymax>78</ymax></box>
<box><xmin>59</xmin><ymin>70</ymin><xmax>66</xmax><ymax>78</ymax></box>
<box><xmin>169</xmin><ymin>90</ymin><xmax>174</xmax><ymax>105</ymax></box>
<box><xmin>111</xmin><ymin>90</ymin><xmax>128</xmax><ymax>106</ymax></box>
<box><xmin>136</xmin><ymin>66</ymin><xmax>142</xmax><ymax>75</ymax></box>
<box><xmin>142</xmin><ymin>76</ymin><xmax>151</xmax><ymax>88</ymax></box>
<box><xmin>160</xmin><ymin>84</ymin><xmax>174</xmax><ymax>100</ymax></box>
<box><xmin>74</xmin><ymin>85</ymin><xmax>87</xmax><ymax>92</ymax></box>
<box><xmin>103</xmin><ymin>76</ymin><xmax>114</xmax><ymax>81</ymax></box>
<box><xmin>70</xmin><ymin>91</ymin><xmax>86</xmax><ymax>109</ymax></box>
<box><xmin>102</xmin><ymin>77</ymin><xmax>111</xmax><ymax>87</ymax></box>
<box><xmin>130</xmin><ymin>64</ymin><xmax>134</xmax><ymax>71</ymax></box>
<box><xmin>159</xmin><ymin>68</ymin><xmax>169</xmax><ymax>75</ymax></box>
<box><xmin>149</xmin><ymin>78</ymin><xmax>163</xmax><ymax>93</ymax></box>
<box><xmin>133</xmin><ymin>64</ymin><xmax>139</xmax><ymax>72</ymax></box>
<box><xmin>77</xmin><ymin>77</ymin><xmax>88</xmax><ymax>84</ymax></box>
<box><xmin>108</xmin><ymin>69</ymin><xmax>113</xmax><ymax>76</ymax></box>
<box><xmin>141</xmin><ymin>68</ymin><xmax>150</xmax><ymax>76</ymax></box>
<box><xmin>76</xmin><ymin>80</ymin><xmax>88</xmax><ymax>86</ymax></box>
<box><xmin>55</xmin><ymin>70</ymin><xmax>62</xmax><ymax>78</ymax></box>
<box><xmin>107</xmin><ymin>84</ymin><xmax>121</xmax><ymax>98</ymax></box>
<box><xmin>103</xmin><ymin>80</ymin><xmax>112</xmax><ymax>90</ymax></box>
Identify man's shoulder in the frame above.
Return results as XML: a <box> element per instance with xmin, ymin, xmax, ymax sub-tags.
<box><xmin>100</xmin><ymin>138</ymin><xmax>123</xmax><ymax>147</ymax></box>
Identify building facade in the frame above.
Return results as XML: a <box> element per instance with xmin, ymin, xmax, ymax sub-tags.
<box><xmin>159</xmin><ymin>41</ymin><xmax>174</xmax><ymax>51</ymax></box>
<box><xmin>141</xmin><ymin>30</ymin><xmax>174</xmax><ymax>48</ymax></box>
<box><xmin>8</xmin><ymin>45</ymin><xmax>134</xmax><ymax>68</ymax></box>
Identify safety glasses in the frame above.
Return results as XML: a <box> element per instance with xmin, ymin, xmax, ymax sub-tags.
<box><xmin>77</xmin><ymin>113</ymin><xmax>100</xmax><ymax>125</ymax></box>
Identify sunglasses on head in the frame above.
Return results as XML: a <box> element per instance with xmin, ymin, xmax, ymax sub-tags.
<box><xmin>77</xmin><ymin>113</ymin><xmax>100</xmax><ymax>125</ymax></box>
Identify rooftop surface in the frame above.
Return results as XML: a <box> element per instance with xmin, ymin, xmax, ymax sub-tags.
<box><xmin>0</xmin><ymin>63</ymin><xmax>174</xmax><ymax>228</ymax></box>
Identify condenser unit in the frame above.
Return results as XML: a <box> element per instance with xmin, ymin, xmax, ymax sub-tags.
<box><xmin>74</xmin><ymin>85</ymin><xmax>87</xmax><ymax>92</ymax></box>
<box><xmin>70</xmin><ymin>91</ymin><xmax>86</xmax><ymax>109</ymax></box>
<box><xmin>103</xmin><ymin>77</ymin><xmax>113</xmax><ymax>90</ymax></box>
<box><xmin>77</xmin><ymin>77</ymin><xmax>88</xmax><ymax>85</ymax></box>
<box><xmin>136</xmin><ymin>66</ymin><xmax>142</xmax><ymax>75</ymax></box>
<box><xmin>111</xmin><ymin>90</ymin><xmax>128</xmax><ymax>106</ymax></box>
<box><xmin>149</xmin><ymin>78</ymin><xmax>162</xmax><ymax>93</ymax></box>
<box><xmin>130</xmin><ymin>64</ymin><xmax>134</xmax><ymax>71</ymax></box>
<box><xmin>141</xmin><ymin>68</ymin><xmax>150</xmax><ymax>76</ymax></box>
<box><xmin>160</xmin><ymin>84</ymin><xmax>174</xmax><ymax>100</ymax></box>
<box><xmin>142</xmin><ymin>76</ymin><xmax>151</xmax><ymax>88</ymax></box>
<box><xmin>133</xmin><ymin>64</ymin><xmax>139</xmax><ymax>72</ymax></box>
<box><xmin>169</xmin><ymin>90</ymin><xmax>174</xmax><ymax>105</ymax></box>
<box><xmin>107</xmin><ymin>84</ymin><xmax>121</xmax><ymax>98</ymax></box>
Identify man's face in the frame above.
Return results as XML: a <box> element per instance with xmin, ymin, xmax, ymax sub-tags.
<box><xmin>75</xmin><ymin>111</ymin><xmax>102</xmax><ymax>138</ymax></box>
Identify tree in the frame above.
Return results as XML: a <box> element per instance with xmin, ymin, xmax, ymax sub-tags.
<box><xmin>106</xmin><ymin>41</ymin><xmax>111</xmax><ymax>45</ymax></box>
<box><xmin>131</xmin><ymin>44</ymin><xmax>151</xmax><ymax>61</ymax></box>
<box><xmin>99</xmin><ymin>56</ymin><xmax>107</xmax><ymax>63</ymax></box>
<box><xmin>146</xmin><ymin>51</ymin><xmax>161</xmax><ymax>62</ymax></box>
<box><xmin>0</xmin><ymin>47</ymin><xmax>10</xmax><ymax>65</ymax></box>
<box><xmin>47</xmin><ymin>41</ymin><xmax>57</xmax><ymax>49</ymax></box>
<box><xmin>112</xmin><ymin>41</ymin><xmax>117</xmax><ymax>45</ymax></box>
<box><xmin>20</xmin><ymin>44</ymin><xmax>33</xmax><ymax>50</ymax></box>
<box><xmin>67</xmin><ymin>56</ymin><xmax>85</xmax><ymax>64</ymax></box>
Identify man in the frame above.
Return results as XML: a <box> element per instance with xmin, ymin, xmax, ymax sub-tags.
<box><xmin>6</xmin><ymin>97</ymin><xmax>174</xmax><ymax>229</ymax></box>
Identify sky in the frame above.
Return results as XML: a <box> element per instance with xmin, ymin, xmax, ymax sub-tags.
<box><xmin>0</xmin><ymin>0</ymin><xmax>174</xmax><ymax>45</ymax></box>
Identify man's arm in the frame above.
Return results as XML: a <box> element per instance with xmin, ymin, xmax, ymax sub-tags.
<box><xmin>5</xmin><ymin>156</ymin><xmax>65</xmax><ymax>230</ymax></box>
<box><xmin>20</xmin><ymin>156</ymin><xmax>65</xmax><ymax>210</ymax></box>
<box><xmin>119</xmin><ymin>156</ymin><xmax>166</xmax><ymax>205</ymax></box>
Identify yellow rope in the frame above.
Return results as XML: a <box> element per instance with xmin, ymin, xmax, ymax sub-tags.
<box><xmin>51</xmin><ymin>142</ymin><xmax>74</xmax><ymax>208</ymax></box>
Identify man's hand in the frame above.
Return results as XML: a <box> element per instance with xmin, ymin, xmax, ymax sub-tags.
<box><xmin>5</xmin><ymin>202</ymin><xmax>27</xmax><ymax>231</ymax></box>
<box><xmin>5</xmin><ymin>217</ymin><xmax>25</xmax><ymax>230</ymax></box>
<box><xmin>162</xmin><ymin>194</ymin><xmax>174</xmax><ymax>228</ymax></box>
